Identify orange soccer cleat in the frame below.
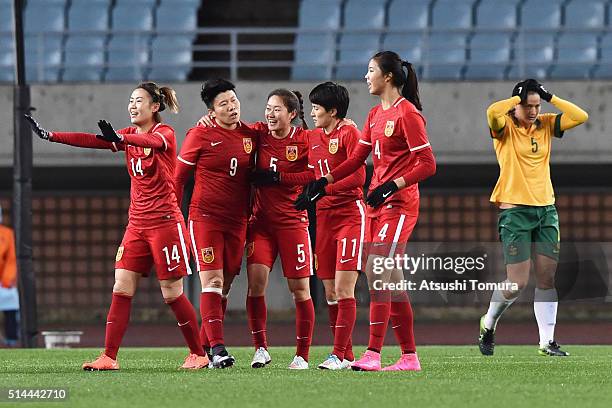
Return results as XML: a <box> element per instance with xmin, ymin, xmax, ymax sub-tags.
<box><xmin>180</xmin><ymin>353</ymin><xmax>210</xmax><ymax>370</ymax></box>
<box><xmin>82</xmin><ymin>353</ymin><xmax>120</xmax><ymax>371</ymax></box>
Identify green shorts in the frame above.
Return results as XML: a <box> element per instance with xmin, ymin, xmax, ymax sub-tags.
<box><xmin>498</xmin><ymin>205</ymin><xmax>560</xmax><ymax>265</ymax></box>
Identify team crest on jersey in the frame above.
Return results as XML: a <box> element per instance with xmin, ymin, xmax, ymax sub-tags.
<box><xmin>115</xmin><ymin>246</ymin><xmax>124</xmax><ymax>262</ymax></box>
<box><xmin>202</xmin><ymin>247</ymin><xmax>215</xmax><ymax>264</ymax></box>
<box><xmin>245</xmin><ymin>242</ymin><xmax>255</xmax><ymax>258</ymax></box>
<box><xmin>243</xmin><ymin>137</ymin><xmax>253</xmax><ymax>154</ymax></box>
<box><xmin>328</xmin><ymin>138</ymin><xmax>339</xmax><ymax>154</ymax></box>
<box><xmin>286</xmin><ymin>145</ymin><xmax>298</xmax><ymax>161</ymax></box>
<box><xmin>384</xmin><ymin>120</ymin><xmax>395</xmax><ymax>137</ymax></box>
<box><xmin>143</xmin><ymin>147</ymin><xmax>152</xmax><ymax>156</ymax></box>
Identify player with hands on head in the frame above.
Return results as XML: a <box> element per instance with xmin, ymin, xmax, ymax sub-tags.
<box><xmin>301</xmin><ymin>51</ymin><xmax>436</xmax><ymax>371</ymax></box>
<box><xmin>25</xmin><ymin>82</ymin><xmax>209</xmax><ymax>371</ymax></box>
<box><xmin>479</xmin><ymin>79</ymin><xmax>588</xmax><ymax>357</ymax></box>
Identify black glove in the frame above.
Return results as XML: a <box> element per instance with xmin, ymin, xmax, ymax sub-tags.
<box><xmin>534</xmin><ymin>81</ymin><xmax>553</xmax><ymax>102</ymax></box>
<box><xmin>24</xmin><ymin>114</ymin><xmax>51</xmax><ymax>140</ymax></box>
<box><xmin>511</xmin><ymin>80</ymin><xmax>530</xmax><ymax>103</ymax></box>
<box><xmin>96</xmin><ymin>120</ymin><xmax>123</xmax><ymax>143</ymax></box>
<box><xmin>366</xmin><ymin>180</ymin><xmax>399</xmax><ymax>208</ymax></box>
<box><xmin>250</xmin><ymin>169</ymin><xmax>280</xmax><ymax>186</ymax></box>
<box><xmin>294</xmin><ymin>177</ymin><xmax>328</xmax><ymax>210</ymax></box>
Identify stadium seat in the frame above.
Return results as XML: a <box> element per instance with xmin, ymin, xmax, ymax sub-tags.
<box><xmin>432</xmin><ymin>0</ymin><xmax>474</xmax><ymax>30</ymax></box>
<box><xmin>0</xmin><ymin>35</ymin><xmax>13</xmax><ymax>82</ymax></box>
<box><xmin>62</xmin><ymin>36</ymin><xmax>106</xmax><ymax>82</ymax></box>
<box><xmin>155</xmin><ymin>4</ymin><xmax>198</xmax><ymax>40</ymax></box>
<box><xmin>0</xmin><ymin>1</ymin><xmax>13</xmax><ymax>33</ymax></box>
<box><xmin>25</xmin><ymin>35</ymin><xmax>62</xmax><ymax>82</ymax></box>
<box><xmin>464</xmin><ymin>33</ymin><xmax>511</xmax><ymax>80</ymax></box>
<box><xmin>343</xmin><ymin>0</ymin><xmax>387</xmax><ymax>30</ymax></box>
<box><xmin>105</xmin><ymin>35</ymin><xmax>149</xmax><ymax>82</ymax></box>
<box><xmin>549</xmin><ymin>33</ymin><xmax>597</xmax><ymax>79</ymax></box>
<box><xmin>111</xmin><ymin>3</ymin><xmax>154</xmax><ymax>31</ymax></box>
<box><xmin>382</xmin><ymin>33</ymin><xmax>423</xmax><ymax>64</ymax></box>
<box><xmin>68</xmin><ymin>1</ymin><xmax>110</xmax><ymax>32</ymax></box>
<box><xmin>148</xmin><ymin>35</ymin><xmax>192</xmax><ymax>81</ymax></box>
<box><xmin>564</xmin><ymin>0</ymin><xmax>605</xmax><ymax>29</ymax></box>
<box><xmin>520</xmin><ymin>0</ymin><xmax>562</xmax><ymax>30</ymax></box>
<box><xmin>292</xmin><ymin>33</ymin><xmax>335</xmax><ymax>80</ymax></box>
<box><xmin>335</xmin><ymin>33</ymin><xmax>380</xmax><ymax>80</ymax></box>
<box><xmin>592</xmin><ymin>33</ymin><xmax>612</xmax><ymax>79</ymax></box>
<box><xmin>387</xmin><ymin>0</ymin><xmax>429</xmax><ymax>30</ymax></box>
<box><xmin>476</xmin><ymin>0</ymin><xmax>518</xmax><ymax>29</ymax></box>
<box><xmin>298</xmin><ymin>0</ymin><xmax>342</xmax><ymax>30</ymax></box>
<box><xmin>424</xmin><ymin>33</ymin><xmax>466</xmax><ymax>80</ymax></box>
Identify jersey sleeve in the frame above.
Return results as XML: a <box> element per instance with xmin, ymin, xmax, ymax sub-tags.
<box><xmin>400</xmin><ymin>111</ymin><xmax>431</xmax><ymax>152</ymax></box>
<box><xmin>50</xmin><ymin>132</ymin><xmax>122</xmax><ymax>151</ymax></box>
<box><xmin>177</xmin><ymin>128</ymin><xmax>204</xmax><ymax>166</ymax></box>
<box><xmin>120</xmin><ymin>125</ymin><xmax>173</xmax><ymax>150</ymax></box>
<box><xmin>327</xmin><ymin>126</ymin><xmax>366</xmax><ymax>194</ymax></box>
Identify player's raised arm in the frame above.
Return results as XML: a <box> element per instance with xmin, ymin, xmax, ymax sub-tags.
<box><xmin>533</xmin><ymin>83</ymin><xmax>588</xmax><ymax>131</ymax></box>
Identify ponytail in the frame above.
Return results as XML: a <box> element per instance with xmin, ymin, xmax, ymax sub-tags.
<box><xmin>401</xmin><ymin>61</ymin><xmax>422</xmax><ymax>111</ymax></box>
<box><xmin>137</xmin><ymin>82</ymin><xmax>179</xmax><ymax>123</ymax></box>
<box><xmin>292</xmin><ymin>90</ymin><xmax>308</xmax><ymax>130</ymax></box>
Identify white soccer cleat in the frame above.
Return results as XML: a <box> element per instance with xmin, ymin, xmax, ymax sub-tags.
<box><xmin>288</xmin><ymin>355</ymin><xmax>309</xmax><ymax>370</ymax></box>
<box><xmin>341</xmin><ymin>359</ymin><xmax>354</xmax><ymax>369</ymax></box>
<box><xmin>317</xmin><ymin>354</ymin><xmax>343</xmax><ymax>370</ymax></box>
<box><xmin>251</xmin><ymin>347</ymin><xmax>272</xmax><ymax>368</ymax></box>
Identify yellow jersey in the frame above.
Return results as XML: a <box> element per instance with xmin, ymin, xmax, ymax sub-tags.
<box><xmin>490</xmin><ymin>113</ymin><xmax>563</xmax><ymax>206</ymax></box>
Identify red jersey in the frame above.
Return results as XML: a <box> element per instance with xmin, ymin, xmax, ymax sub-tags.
<box><xmin>251</xmin><ymin>123</ymin><xmax>310</xmax><ymax>229</ymax></box>
<box><xmin>175</xmin><ymin>122</ymin><xmax>257</xmax><ymax>226</ymax></box>
<box><xmin>307</xmin><ymin>124</ymin><xmax>365</xmax><ymax>211</ymax></box>
<box><xmin>117</xmin><ymin>123</ymin><xmax>183</xmax><ymax>228</ymax></box>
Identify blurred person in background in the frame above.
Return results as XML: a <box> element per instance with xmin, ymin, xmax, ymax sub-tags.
<box><xmin>0</xmin><ymin>204</ymin><xmax>19</xmax><ymax>347</ymax></box>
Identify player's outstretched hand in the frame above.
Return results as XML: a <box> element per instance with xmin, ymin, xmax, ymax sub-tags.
<box><xmin>197</xmin><ymin>114</ymin><xmax>215</xmax><ymax>127</ymax></box>
<box><xmin>250</xmin><ymin>169</ymin><xmax>280</xmax><ymax>186</ymax></box>
<box><xmin>96</xmin><ymin>120</ymin><xmax>123</xmax><ymax>143</ymax></box>
<box><xmin>366</xmin><ymin>180</ymin><xmax>399</xmax><ymax>208</ymax></box>
<box><xmin>294</xmin><ymin>177</ymin><xmax>328</xmax><ymax>210</ymax></box>
<box><xmin>24</xmin><ymin>114</ymin><xmax>51</xmax><ymax>140</ymax></box>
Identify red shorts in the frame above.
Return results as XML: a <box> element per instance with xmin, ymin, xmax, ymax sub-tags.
<box><xmin>316</xmin><ymin>200</ymin><xmax>366</xmax><ymax>280</ymax></box>
<box><xmin>115</xmin><ymin>222</ymin><xmax>192</xmax><ymax>280</ymax></box>
<box><xmin>188</xmin><ymin>219</ymin><xmax>247</xmax><ymax>276</ymax></box>
<box><xmin>366</xmin><ymin>210</ymin><xmax>418</xmax><ymax>258</ymax></box>
<box><xmin>246</xmin><ymin>221</ymin><xmax>313</xmax><ymax>279</ymax></box>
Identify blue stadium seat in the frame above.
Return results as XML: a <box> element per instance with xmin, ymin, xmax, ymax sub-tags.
<box><xmin>105</xmin><ymin>35</ymin><xmax>149</xmax><ymax>82</ymax></box>
<box><xmin>68</xmin><ymin>1</ymin><xmax>110</xmax><ymax>32</ymax></box>
<box><xmin>387</xmin><ymin>0</ymin><xmax>429</xmax><ymax>30</ymax></box>
<box><xmin>25</xmin><ymin>35</ymin><xmax>62</xmax><ymax>82</ymax></box>
<box><xmin>593</xmin><ymin>33</ymin><xmax>612</xmax><ymax>79</ymax></box>
<box><xmin>25</xmin><ymin>2</ymin><xmax>65</xmax><ymax>34</ymax></box>
<box><xmin>464</xmin><ymin>33</ymin><xmax>511</xmax><ymax>80</ymax></box>
<box><xmin>335</xmin><ymin>33</ymin><xmax>380</xmax><ymax>80</ymax></box>
<box><xmin>292</xmin><ymin>33</ymin><xmax>335</xmax><ymax>80</ymax></box>
<box><xmin>343</xmin><ymin>0</ymin><xmax>387</xmax><ymax>30</ymax></box>
<box><xmin>425</xmin><ymin>33</ymin><xmax>466</xmax><ymax>80</ymax></box>
<box><xmin>520</xmin><ymin>0</ymin><xmax>562</xmax><ymax>30</ymax></box>
<box><xmin>112</xmin><ymin>3</ymin><xmax>154</xmax><ymax>31</ymax></box>
<box><xmin>155</xmin><ymin>4</ymin><xmax>198</xmax><ymax>40</ymax></box>
<box><xmin>564</xmin><ymin>0</ymin><xmax>605</xmax><ymax>29</ymax></box>
<box><xmin>476</xmin><ymin>0</ymin><xmax>518</xmax><ymax>29</ymax></box>
<box><xmin>432</xmin><ymin>0</ymin><xmax>474</xmax><ymax>30</ymax></box>
<box><xmin>382</xmin><ymin>33</ymin><xmax>423</xmax><ymax>64</ymax></box>
<box><xmin>549</xmin><ymin>33</ymin><xmax>598</xmax><ymax>79</ymax></box>
<box><xmin>115</xmin><ymin>0</ymin><xmax>155</xmax><ymax>4</ymax></box>
<box><xmin>62</xmin><ymin>36</ymin><xmax>105</xmax><ymax>82</ymax></box>
<box><xmin>508</xmin><ymin>33</ymin><xmax>555</xmax><ymax>80</ymax></box>
<box><xmin>298</xmin><ymin>0</ymin><xmax>342</xmax><ymax>30</ymax></box>
<box><xmin>0</xmin><ymin>1</ymin><xmax>13</xmax><ymax>33</ymax></box>
<box><xmin>0</xmin><ymin>34</ymin><xmax>13</xmax><ymax>82</ymax></box>
<box><xmin>148</xmin><ymin>35</ymin><xmax>192</xmax><ymax>81</ymax></box>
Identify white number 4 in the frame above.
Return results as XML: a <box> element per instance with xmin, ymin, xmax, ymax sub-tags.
<box><xmin>162</xmin><ymin>245</ymin><xmax>180</xmax><ymax>265</ymax></box>
<box><xmin>130</xmin><ymin>158</ymin><xmax>144</xmax><ymax>176</ymax></box>
<box><xmin>378</xmin><ymin>223</ymin><xmax>389</xmax><ymax>241</ymax></box>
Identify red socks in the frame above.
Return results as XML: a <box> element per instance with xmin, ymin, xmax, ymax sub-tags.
<box><xmin>247</xmin><ymin>295</ymin><xmax>268</xmax><ymax>349</ymax></box>
<box><xmin>295</xmin><ymin>298</ymin><xmax>315</xmax><ymax>361</ymax></box>
<box><xmin>390</xmin><ymin>291</ymin><xmax>416</xmax><ymax>354</ymax></box>
<box><xmin>104</xmin><ymin>293</ymin><xmax>132</xmax><ymax>360</ymax></box>
<box><xmin>200</xmin><ymin>291</ymin><xmax>224</xmax><ymax>347</ymax></box>
<box><xmin>332</xmin><ymin>298</ymin><xmax>356</xmax><ymax>361</ymax></box>
<box><xmin>167</xmin><ymin>294</ymin><xmax>205</xmax><ymax>356</ymax></box>
<box><xmin>367</xmin><ymin>290</ymin><xmax>391</xmax><ymax>353</ymax></box>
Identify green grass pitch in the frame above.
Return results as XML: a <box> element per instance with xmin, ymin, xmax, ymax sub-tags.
<box><xmin>1</xmin><ymin>346</ymin><xmax>611</xmax><ymax>408</ymax></box>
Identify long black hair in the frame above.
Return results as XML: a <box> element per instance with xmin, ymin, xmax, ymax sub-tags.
<box><xmin>137</xmin><ymin>82</ymin><xmax>179</xmax><ymax>123</ymax></box>
<box><xmin>371</xmin><ymin>51</ymin><xmax>422</xmax><ymax>111</ymax></box>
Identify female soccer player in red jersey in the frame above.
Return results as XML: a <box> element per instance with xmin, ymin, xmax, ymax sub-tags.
<box><xmin>174</xmin><ymin>79</ymin><xmax>258</xmax><ymax>368</ymax></box>
<box><xmin>301</xmin><ymin>51</ymin><xmax>436</xmax><ymax>371</ymax></box>
<box><xmin>24</xmin><ymin>83</ymin><xmax>208</xmax><ymax>370</ymax></box>
<box><xmin>263</xmin><ymin>82</ymin><xmax>366</xmax><ymax>370</ymax></box>
<box><xmin>245</xmin><ymin>89</ymin><xmax>316</xmax><ymax>369</ymax></box>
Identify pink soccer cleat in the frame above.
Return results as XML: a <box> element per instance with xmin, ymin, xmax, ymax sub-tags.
<box><xmin>180</xmin><ymin>353</ymin><xmax>210</xmax><ymax>370</ymax></box>
<box><xmin>382</xmin><ymin>353</ymin><xmax>422</xmax><ymax>371</ymax></box>
<box><xmin>82</xmin><ymin>353</ymin><xmax>119</xmax><ymax>371</ymax></box>
<box><xmin>350</xmin><ymin>350</ymin><xmax>381</xmax><ymax>371</ymax></box>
